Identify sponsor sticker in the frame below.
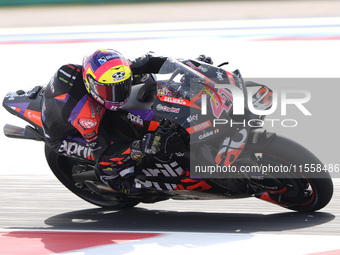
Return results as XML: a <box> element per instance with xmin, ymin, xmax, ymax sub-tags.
<box><xmin>156</xmin><ymin>104</ymin><xmax>180</xmax><ymax>113</ymax></box>
<box><xmin>160</xmin><ymin>96</ymin><xmax>190</xmax><ymax>106</ymax></box>
<box><xmin>127</xmin><ymin>112</ymin><xmax>144</xmax><ymax>126</ymax></box>
<box><xmin>78</xmin><ymin>118</ymin><xmax>98</xmax><ymax>130</ymax></box>
<box><xmin>186</xmin><ymin>120</ymin><xmax>212</xmax><ymax>134</ymax></box>
<box><xmin>112</xmin><ymin>71</ymin><xmax>126</xmax><ymax>81</ymax></box>
<box><xmin>98</xmin><ymin>57</ymin><xmax>107</xmax><ymax>65</ymax></box>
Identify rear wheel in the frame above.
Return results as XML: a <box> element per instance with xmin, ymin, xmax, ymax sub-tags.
<box><xmin>45</xmin><ymin>145</ymin><xmax>140</xmax><ymax>209</ymax></box>
<box><xmin>248</xmin><ymin>135</ymin><xmax>333</xmax><ymax>212</ymax></box>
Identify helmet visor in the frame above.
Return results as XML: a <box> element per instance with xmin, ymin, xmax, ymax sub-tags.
<box><xmin>88</xmin><ymin>75</ymin><xmax>131</xmax><ymax>104</ymax></box>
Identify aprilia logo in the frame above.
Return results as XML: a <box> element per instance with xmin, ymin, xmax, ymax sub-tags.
<box><xmin>127</xmin><ymin>112</ymin><xmax>144</xmax><ymax>126</ymax></box>
<box><xmin>58</xmin><ymin>140</ymin><xmax>93</xmax><ymax>159</ymax></box>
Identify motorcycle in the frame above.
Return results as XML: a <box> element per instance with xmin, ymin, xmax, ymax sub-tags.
<box><xmin>2</xmin><ymin>58</ymin><xmax>333</xmax><ymax>212</ymax></box>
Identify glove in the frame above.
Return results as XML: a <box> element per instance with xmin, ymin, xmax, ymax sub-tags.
<box><xmin>142</xmin><ymin>133</ymin><xmax>162</xmax><ymax>154</ymax></box>
<box><xmin>196</xmin><ymin>54</ymin><xmax>213</xmax><ymax>65</ymax></box>
<box><xmin>130</xmin><ymin>133</ymin><xmax>162</xmax><ymax>160</ymax></box>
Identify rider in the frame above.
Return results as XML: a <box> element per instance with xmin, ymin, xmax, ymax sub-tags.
<box><xmin>42</xmin><ymin>49</ymin><xmax>212</xmax><ymax>194</ymax></box>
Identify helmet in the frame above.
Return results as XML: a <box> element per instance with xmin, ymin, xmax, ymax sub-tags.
<box><xmin>82</xmin><ymin>49</ymin><xmax>132</xmax><ymax>110</ymax></box>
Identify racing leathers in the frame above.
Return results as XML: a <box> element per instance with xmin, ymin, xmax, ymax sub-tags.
<box><xmin>42</xmin><ymin>53</ymin><xmax>167</xmax><ymax>191</ymax></box>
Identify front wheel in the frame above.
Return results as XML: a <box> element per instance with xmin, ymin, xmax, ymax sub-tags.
<box><xmin>44</xmin><ymin>144</ymin><xmax>140</xmax><ymax>209</ymax></box>
<box><xmin>247</xmin><ymin>134</ymin><xmax>333</xmax><ymax>212</ymax></box>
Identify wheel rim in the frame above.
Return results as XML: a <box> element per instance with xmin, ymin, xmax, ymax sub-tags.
<box><xmin>54</xmin><ymin>153</ymin><xmax>133</xmax><ymax>207</ymax></box>
<box><xmin>254</xmin><ymin>153</ymin><xmax>316</xmax><ymax>208</ymax></box>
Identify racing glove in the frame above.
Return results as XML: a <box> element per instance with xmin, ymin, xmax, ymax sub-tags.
<box><xmin>130</xmin><ymin>133</ymin><xmax>162</xmax><ymax>160</ymax></box>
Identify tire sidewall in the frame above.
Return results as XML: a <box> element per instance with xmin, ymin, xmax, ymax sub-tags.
<box><xmin>249</xmin><ymin>135</ymin><xmax>333</xmax><ymax>212</ymax></box>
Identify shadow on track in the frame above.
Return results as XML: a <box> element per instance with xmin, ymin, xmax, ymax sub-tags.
<box><xmin>40</xmin><ymin>208</ymin><xmax>335</xmax><ymax>233</ymax></box>
<box><xmin>2</xmin><ymin>208</ymin><xmax>335</xmax><ymax>254</ymax></box>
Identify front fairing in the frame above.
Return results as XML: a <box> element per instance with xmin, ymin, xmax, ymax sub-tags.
<box><xmin>153</xmin><ymin>58</ymin><xmax>247</xmax><ymax>144</ymax></box>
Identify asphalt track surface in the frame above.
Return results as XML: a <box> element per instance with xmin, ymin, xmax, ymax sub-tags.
<box><xmin>1</xmin><ymin>1</ymin><xmax>340</xmax><ymax>254</ymax></box>
<box><xmin>0</xmin><ymin>174</ymin><xmax>339</xmax><ymax>236</ymax></box>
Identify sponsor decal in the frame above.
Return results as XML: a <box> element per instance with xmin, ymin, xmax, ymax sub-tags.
<box><xmin>198</xmin><ymin>65</ymin><xmax>208</xmax><ymax>72</ymax></box>
<box><xmin>186</xmin><ymin>61</ymin><xmax>197</xmax><ymax>69</ymax></box>
<box><xmin>58</xmin><ymin>140</ymin><xmax>93</xmax><ymax>159</ymax></box>
<box><xmin>109</xmin><ymin>105</ymin><xmax>119</xmax><ymax>111</ymax></box>
<box><xmin>26</xmin><ymin>111</ymin><xmax>41</xmax><ymax>122</ymax></box>
<box><xmin>135</xmin><ymin>161</ymin><xmax>183</xmax><ymax>190</ymax></box>
<box><xmin>160</xmin><ymin>96</ymin><xmax>190</xmax><ymax>106</ymax></box>
<box><xmin>198</xmin><ymin>128</ymin><xmax>219</xmax><ymax>140</ymax></box>
<box><xmin>156</xmin><ymin>104</ymin><xmax>180</xmax><ymax>113</ymax></box>
<box><xmin>105</xmin><ymin>54</ymin><xmax>116</xmax><ymax>60</ymax></box>
<box><xmin>98</xmin><ymin>57</ymin><xmax>107</xmax><ymax>65</ymax></box>
<box><xmin>127</xmin><ymin>112</ymin><xmax>144</xmax><ymax>126</ymax></box>
<box><xmin>186</xmin><ymin>61</ymin><xmax>208</xmax><ymax>72</ymax></box>
<box><xmin>187</xmin><ymin>114</ymin><xmax>198</xmax><ymax>123</ymax></box>
<box><xmin>135</xmin><ymin>161</ymin><xmax>211</xmax><ymax>191</ymax></box>
<box><xmin>216</xmin><ymin>70</ymin><xmax>224</xmax><ymax>81</ymax></box>
<box><xmin>199</xmin><ymin>131</ymin><xmax>213</xmax><ymax>140</ymax></box>
<box><xmin>227</xmin><ymin>73</ymin><xmax>236</xmax><ymax>86</ymax></box>
<box><xmin>5</xmin><ymin>91</ymin><xmax>29</xmax><ymax>101</ymax></box>
<box><xmin>78</xmin><ymin>118</ymin><xmax>98</xmax><ymax>130</ymax></box>
<box><xmin>112</xmin><ymin>71</ymin><xmax>126</xmax><ymax>81</ymax></box>
<box><xmin>215</xmin><ymin>128</ymin><xmax>247</xmax><ymax>167</ymax></box>
<box><xmin>186</xmin><ymin>120</ymin><xmax>212</xmax><ymax>134</ymax></box>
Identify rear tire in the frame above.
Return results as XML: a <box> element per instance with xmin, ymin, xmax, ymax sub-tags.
<box><xmin>249</xmin><ymin>135</ymin><xmax>333</xmax><ymax>212</ymax></box>
<box><xmin>45</xmin><ymin>144</ymin><xmax>140</xmax><ymax>209</ymax></box>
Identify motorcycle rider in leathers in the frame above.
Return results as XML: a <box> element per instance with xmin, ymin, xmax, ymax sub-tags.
<box><xmin>42</xmin><ymin>49</ymin><xmax>212</xmax><ymax>194</ymax></box>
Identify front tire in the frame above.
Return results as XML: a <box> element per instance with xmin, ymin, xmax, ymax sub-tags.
<box><xmin>45</xmin><ymin>144</ymin><xmax>140</xmax><ymax>209</ymax></box>
<box><xmin>248</xmin><ymin>134</ymin><xmax>333</xmax><ymax>212</ymax></box>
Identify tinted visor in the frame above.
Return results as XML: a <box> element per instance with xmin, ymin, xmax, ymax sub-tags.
<box><xmin>88</xmin><ymin>75</ymin><xmax>131</xmax><ymax>103</ymax></box>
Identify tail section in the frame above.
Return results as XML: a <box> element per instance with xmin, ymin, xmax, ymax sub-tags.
<box><xmin>3</xmin><ymin>86</ymin><xmax>44</xmax><ymax>131</ymax></box>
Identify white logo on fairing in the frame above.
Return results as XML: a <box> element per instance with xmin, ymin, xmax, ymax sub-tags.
<box><xmin>199</xmin><ymin>131</ymin><xmax>214</xmax><ymax>139</ymax></box>
<box><xmin>216</xmin><ymin>70</ymin><xmax>224</xmax><ymax>81</ymax></box>
<box><xmin>58</xmin><ymin>140</ymin><xmax>93</xmax><ymax>158</ymax></box>
<box><xmin>135</xmin><ymin>161</ymin><xmax>183</xmax><ymax>190</ymax></box>
<box><xmin>163</xmin><ymin>96</ymin><xmax>187</xmax><ymax>105</ymax></box>
<box><xmin>127</xmin><ymin>112</ymin><xmax>144</xmax><ymax>126</ymax></box>
<box><xmin>187</xmin><ymin>114</ymin><xmax>198</xmax><ymax>123</ymax></box>
<box><xmin>175</xmin><ymin>152</ymin><xmax>185</xmax><ymax>157</ymax></box>
<box><xmin>5</xmin><ymin>91</ymin><xmax>29</xmax><ymax>101</ymax></box>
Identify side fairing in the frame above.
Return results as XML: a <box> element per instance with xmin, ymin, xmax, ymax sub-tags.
<box><xmin>3</xmin><ymin>86</ymin><xmax>44</xmax><ymax>132</ymax></box>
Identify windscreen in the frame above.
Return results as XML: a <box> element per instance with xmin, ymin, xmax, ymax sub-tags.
<box><xmin>156</xmin><ymin>59</ymin><xmax>217</xmax><ymax>100</ymax></box>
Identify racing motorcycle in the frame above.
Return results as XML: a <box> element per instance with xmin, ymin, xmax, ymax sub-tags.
<box><xmin>2</xmin><ymin>58</ymin><xmax>333</xmax><ymax>212</ymax></box>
